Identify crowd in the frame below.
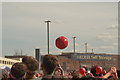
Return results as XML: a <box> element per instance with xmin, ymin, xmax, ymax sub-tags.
<box><xmin>1</xmin><ymin>54</ymin><xmax>120</xmax><ymax>80</ymax></box>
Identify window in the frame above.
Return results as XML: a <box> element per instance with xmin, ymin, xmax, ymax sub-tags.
<box><xmin>5</xmin><ymin>61</ymin><xmax>6</xmax><ymax>64</ymax></box>
<box><xmin>3</xmin><ymin>61</ymin><xmax>5</xmax><ymax>64</ymax></box>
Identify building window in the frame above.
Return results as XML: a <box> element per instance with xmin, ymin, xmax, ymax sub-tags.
<box><xmin>5</xmin><ymin>61</ymin><xmax>6</xmax><ymax>64</ymax></box>
<box><xmin>3</xmin><ymin>61</ymin><xmax>5</xmax><ymax>64</ymax></box>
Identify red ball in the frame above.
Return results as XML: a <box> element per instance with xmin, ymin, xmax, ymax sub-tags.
<box><xmin>35</xmin><ymin>73</ymin><xmax>40</xmax><ymax>77</ymax></box>
<box><xmin>102</xmin><ymin>70</ymin><xmax>107</xmax><ymax>75</ymax></box>
<box><xmin>96</xmin><ymin>66</ymin><xmax>103</xmax><ymax>74</ymax></box>
<box><xmin>79</xmin><ymin>68</ymin><xmax>86</xmax><ymax>75</ymax></box>
<box><xmin>55</xmin><ymin>36</ymin><xmax>68</xmax><ymax>49</ymax></box>
<box><xmin>58</xmin><ymin>69</ymin><xmax>61</xmax><ymax>72</ymax></box>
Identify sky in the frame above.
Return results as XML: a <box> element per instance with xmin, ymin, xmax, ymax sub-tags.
<box><xmin>1</xmin><ymin>2</ymin><xmax>118</xmax><ymax>57</ymax></box>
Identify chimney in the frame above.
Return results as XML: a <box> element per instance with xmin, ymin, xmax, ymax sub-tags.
<box><xmin>35</xmin><ymin>48</ymin><xmax>40</xmax><ymax>62</ymax></box>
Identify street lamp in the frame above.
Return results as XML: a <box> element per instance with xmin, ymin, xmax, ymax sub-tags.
<box><xmin>72</xmin><ymin>36</ymin><xmax>76</xmax><ymax>53</ymax></box>
<box><xmin>45</xmin><ymin>20</ymin><xmax>51</xmax><ymax>54</ymax></box>
<box><xmin>85</xmin><ymin>43</ymin><xmax>87</xmax><ymax>53</ymax></box>
<box><xmin>72</xmin><ymin>36</ymin><xmax>76</xmax><ymax>70</ymax></box>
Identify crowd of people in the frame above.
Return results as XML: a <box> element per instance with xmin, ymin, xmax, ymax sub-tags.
<box><xmin>1</xmin><ymin>54</ymin><xmax>120</xmax><ymax>80</ymax></box>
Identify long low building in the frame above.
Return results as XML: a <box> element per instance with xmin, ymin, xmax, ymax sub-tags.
<box><xmin>0</xmin><ymin>57</ymin><xmax>22</xmax><ymax>68</ymax></box>
<box><xmin>57</xmin><ymin>52</ymin><xmax>120</xmax><ymax>72</ymax></box>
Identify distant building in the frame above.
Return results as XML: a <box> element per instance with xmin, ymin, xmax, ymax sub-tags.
<box><xmin>5</xmin><ymin>55</ymin><xmax>26</xmax><ymax>61</ymax></box>
<box><xmin>57</xmin><ymin>52</ymin><xmax>120</xmax><ymax>72</ymax></box>
<box><xmin>0</xmin><ymin>57</ymin><xmax>21</xmax><ymax>67</ymax></box>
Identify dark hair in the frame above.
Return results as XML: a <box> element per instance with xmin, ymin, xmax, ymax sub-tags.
<box><xmin>22</xmin><ymin>56</ymin><xmax>39</xmax><ymax>72</ymax></box>
<box><xmin>42</xmin><ymin>54</ymin><xmax>59</xmax><ymax>74</ymax></box>
<box><xmin>117</xmin><ymin>70</ymin><xmax>120</xmax><ymax>79</ymax></box>
<box><xmin>10</xmin><ymin>62</ymin><xmax>26</xmax><ymax>79</ymax></box>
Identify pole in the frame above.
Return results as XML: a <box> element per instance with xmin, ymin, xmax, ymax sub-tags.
<box><xmin>72</xmin><ymin>36</ymin><xmax>76</xmax><ymax>70</ymax></box>
<box><xmin>45</xmin><ymin>20</ymin><xmax>51</xmax><ymax>54</ymax></box>
<box><xmin>85</xmin><ymin>43</ymin><xmax>87</xmax><ymax>53</ymax></box>
<box><xmin>92</xmin><ymin>49</ymin><xmax>94</xmax><ymax>53</ymax></box>
<box><xmin>73</xmin><ymin>36</ymin><xmax>76</xmax><ymax>53</ymax></box>
<box><xmin>35</xmin><ymin>48</ymin><xmax>41</xmax><ymax>72</ymax></box>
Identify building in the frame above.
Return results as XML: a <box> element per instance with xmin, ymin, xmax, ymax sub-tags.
<box><xmin>5</xmin><ymin>55</ymin><xmax>26</xmax><ymax>61</ymax></box>
<box><xmin>0</xmin><ymin>57</ymin><xmax>21</xmax><ymax>68</ymax></box>
<box><xmin>57</xmin><ymin>55</ymin><xmax>79</xmax><ymax>72</ymax></box>
<box><xmin>57</xmin><ymin>52</ymin><xmax>120</xmax><ymax>72</ymax></box>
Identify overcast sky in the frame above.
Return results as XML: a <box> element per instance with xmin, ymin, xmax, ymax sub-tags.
<box><xmin>1</xmin><ymin>2</ymin><xmax>118</xmax><ymax>57</ymax></box>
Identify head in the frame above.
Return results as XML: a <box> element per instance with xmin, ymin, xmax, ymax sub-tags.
<box><xmin>22</xmin><ymin>56</ymin><xmax>39</xmax><ymax>77</ymax></box>
<box><xmin>91</xmin><ymin>66</ymin><xmax>102</xmax><ymax>77</ymax></box>
<box><xmin>10</xmin><ymin>62</ymin><xmax>27</xmax><ymax>79</ymax></box>
<box><xmin>41</xmin><ymin>54</ymin><xmax>59</xmax><ymax>75</ymax></box>
<box><xmin>82</xmin><ymin>66</ymin><xmax>88</xmax><ymax>72</ymax></box>
<box><xmin>79</xmin><ymin>68</ymin><xmax>86</xmax><ymax>76</ymax></box>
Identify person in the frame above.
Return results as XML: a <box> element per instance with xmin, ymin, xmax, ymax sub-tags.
<box><xmin>91</xmin><ymin>66</ymin><xmax>118</xmax><ymax>80</ymax></box>
<box><xmin>41</xmin><ymin>54</ymin><xmax>65</xmax><ymax>80</ymax></box>
<box><xmin>117</xmin><ymin>70</ymin><xmax>120</xmax><ymax>79</ymax></box>
<box><xmin>102</xmin><ymin>67</ymin><xmax>118</xmax><ymax>79</ymax></box>
<box><xmin>82</xmin><ymin>66</ymin><xmax>88</xmax><ymax>73</ymax></box>
<box><xmin>9</xmin><ymin>62</ymin><xmax>26</xmax><ymax>80</ymax></box>
<box><xmin>22</xmin><ymin>56</ymin><xmax>40</xmax><ymax>80</ymax></box>
<box><xmin>1</xmin><ymin>66</ymin><xmax>11</xmax><ymax>80</ymax></box>
<box><xmin>91</xmin><ymin>66</ymin><xmax>103</xmax><ymax>78</ymax></box>
<box><xmin>1</xmin><ymin>69</ymin><xmax>10</xmax><ymax>80</ymax></box>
